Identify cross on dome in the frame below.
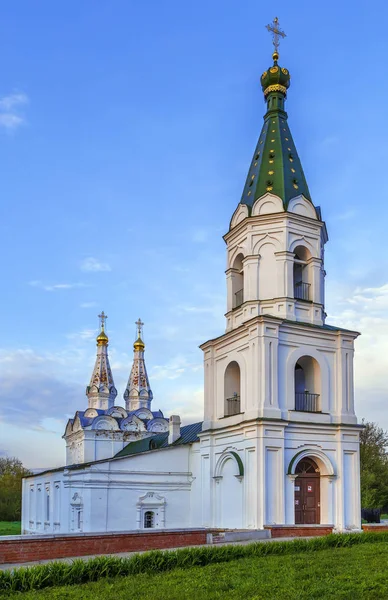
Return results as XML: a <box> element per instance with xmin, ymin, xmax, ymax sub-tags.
<box><xmin>135</xmin><ymin>318</ymin><xmax>144</xmax><ymax>338</ymax></box>
<box><xmin>98</xmin><ymin>311</ymin><xmax>108</xmax><ymax>331</ymax></box>
<box><xmin>266</xmin><ymin>17</ymin><xmax>286</xmax><ymax>57</ymax></box>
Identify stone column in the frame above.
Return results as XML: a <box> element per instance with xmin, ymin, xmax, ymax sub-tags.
<box><xmin>308</xmin><ymin>257</ymin><xmax>323</xmax><ymax>304</ymax></box>
<box><xmin>274</xmin><ymin>251</ymin><xmax>295</xmax><ymax>298</ymax></box>
<box><xmin>225</xmin><ymin>268</ymin><xmax>239</xmax><ymax>312</ymax></box>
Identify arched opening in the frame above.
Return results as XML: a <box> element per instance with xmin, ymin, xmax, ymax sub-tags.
<box><xmin>144</xmin><ymin>510</ymin><xmax>155</xmax><ymax>529</ymax></box>
<box><xmin>294</xmin><ymin>457</ymin><xmax>320</xmax><ymax>524</ymax></box>
<box><xmin>224</xmin><ymin>361</ymin><xmax>241</xmax><ymax>416</ymax></box>
<box><xmin>293</xmin><ymin>245</ymin><xmax>311</xmax><ymax>301</ymax></box>
<box><xmin>294</xmin><ymin>356</ymin><xmax>321</xmax><ymax>412</ymax></box>
<box><xmin>232</xmin><ymin>253</ymin><xmax>244</xmax><ymax>309</ymax></box>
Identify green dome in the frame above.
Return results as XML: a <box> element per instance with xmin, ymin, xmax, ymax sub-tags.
<box><xmin>260</xmin><ymin>54</ymin><xmax>291</xmax><ymax>99</ymax></box>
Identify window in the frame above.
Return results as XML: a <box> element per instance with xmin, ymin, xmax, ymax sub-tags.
<box><xmin>224</xmin><ymin>361</ymin><xmax>241</xmax><ymax>416</ymax></box>
<box><xmin>293</xmin><ymin>246</ymin><xmax>311</xmax><ymax>301</ymax></box>
<box><xmin>46</xmin><ymin>493</ymin><xmax>50</xmax><ymax>522</ymax></box>
<box><xmin>144</xmin><ymin>511</ymin><xmax>155</xmax><ymax>529</ymax></box>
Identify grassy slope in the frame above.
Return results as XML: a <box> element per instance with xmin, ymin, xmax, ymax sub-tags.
<box><xmin>6</xmin><ymin>542</ymin><xmax>388</xmax><ymax>600</ymax></box>
<box><xmin>0</xmin><ymin>522</ymin><xmax>20</xmax><ymax>536</ymax></box>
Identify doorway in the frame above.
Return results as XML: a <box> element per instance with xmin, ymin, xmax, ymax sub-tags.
<box><xmin>294</xmin><ymin>458</ymin><xmax>320</xmax><ymax>524</ymax></box>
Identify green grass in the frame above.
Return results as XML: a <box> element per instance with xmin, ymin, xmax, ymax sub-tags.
<box><xmin>0</xmin><ymin>521</ymin><xmax>20</xmax><ymax>536</ymax></box>
<box><xmin>3</xmin><ymin>542</ymin><xmax>388</xmax><ymax>600</ymax></box>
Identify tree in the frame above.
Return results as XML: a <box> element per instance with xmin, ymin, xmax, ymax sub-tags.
<box><xmin>360</xmin><ymin>420</ymin><xmax>388</xmax><ymax>509</ymax></box>
<box><xmin>0</xmin><ymin>457</ymin><xmax>31</xmax><ymax>521</ymax></box>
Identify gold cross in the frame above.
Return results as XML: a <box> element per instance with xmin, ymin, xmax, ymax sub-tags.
<box><xmin>98</xmin><ymin>311</ymin><xmax>108</xmax><ymax>330</ymax></box>
<box><xmin>135</xmin><ymin>318</ymin><xmax>144</xmax><ymax>338</ymax></box>
<box><xmin>266</xmin><ymin>17</ymin><xmax>286</xmax><ymax>53</ymax></box>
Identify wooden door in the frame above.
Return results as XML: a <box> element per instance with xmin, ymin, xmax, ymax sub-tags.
<box><xmin>294</xmin><ymin>459</ymin><xmax>320</xmax><ymax>525</ymax></box>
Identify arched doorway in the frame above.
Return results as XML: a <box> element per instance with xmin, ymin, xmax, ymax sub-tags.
<box><xmin>294</xmin><ymin>458</ymin><xmax>320</xmax><ymax>524</ymax></box>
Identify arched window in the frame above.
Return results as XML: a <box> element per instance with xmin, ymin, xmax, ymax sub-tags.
<box><xmin>232</xmin><ymin>254</ymin><xmax>244</xmax><ymax>309</ymax></box>
<box><xmin>294</xmin><ymin>356</ymin><xmax>321</xmax><ymax>412</ymax></box>
<box><xmin>224</xmin><ymin>361</ymin><xmax>241</xmax><ymax>416</ymax></box>
<box><xmin>293</xmin><ymin>245</ymin><xmax>311</xmax><ymax>301</ymax></box>
<box><xmin>144</xmin><ymin>511</ymin><xmax>155</xmax><ymax>529</ymax></box>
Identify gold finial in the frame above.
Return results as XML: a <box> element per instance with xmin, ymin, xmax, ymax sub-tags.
<box><xmin>134</xmin><ymin>317</ymin><xmax>145</xmax><ymax>352</ymax></box>
<box><xmin>266</xmin><ymin>17</ymin><xmax>286</xmax><ymax>60</ymax></box>
<box><xmin>97</xmin><ymin>311</ymin><xmax>109</xmax><ymax>345</ymax></box>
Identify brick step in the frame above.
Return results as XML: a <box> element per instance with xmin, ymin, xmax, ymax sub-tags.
<box><xmin>265</xmin><ymin>525</ymin><xmax>334</xmax><ymax>538</ymax></box>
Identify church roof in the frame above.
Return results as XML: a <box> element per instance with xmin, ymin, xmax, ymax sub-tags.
<box><xmin>114</xmin><ymin>421</ymin><xmax>203</xmax><ymax>458</ymax></box>
<box><xmin>239</xmin><ymin>52</ymin><xmax>312</xmax><ymax>212</ymax></box>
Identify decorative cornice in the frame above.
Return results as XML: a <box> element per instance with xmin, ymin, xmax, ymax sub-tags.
<box><xmin>263</xmin><ymin>83</ymin><xmax>287</xmax><ymax>97</ymax></box>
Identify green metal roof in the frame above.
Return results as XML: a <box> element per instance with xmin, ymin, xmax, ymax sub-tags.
<box><xmin>240</xmin><ymin>56</ymin><xmax>312</xmax><ymax>211</ymax></box>
<box><xmin>114</xmin><ymin>421</ymin><xmax>203</xmax><ymax>459</ymax></box>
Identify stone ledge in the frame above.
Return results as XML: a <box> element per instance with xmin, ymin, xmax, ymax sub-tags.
<box><xmin>264</xmin><ymin>525</ymin><xmax>334</xmax><ymax>538</ymax></box>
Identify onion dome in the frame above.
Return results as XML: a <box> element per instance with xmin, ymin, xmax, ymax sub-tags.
<box><xmin>260</xmin><ymin>53</ymin><xmax>290</xmax><ymax>99</ymax></box>
<box><xmin>134</xmin><ymin>336</ymin><xmax>145</xmax><ymax>352</ymax></box>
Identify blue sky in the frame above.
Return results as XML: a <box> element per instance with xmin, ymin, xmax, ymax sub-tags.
<box><xmin>1</xmin><ymin>1</ymin><xmax>388</xmax><ymax>468</ymax></box>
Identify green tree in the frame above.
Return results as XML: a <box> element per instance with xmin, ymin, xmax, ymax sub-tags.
<box><xmin>0</xmin><ymin>457</ymin><xmax>31</xmax><ymax>521</ymax></box>
<box><xmin>360</xmin><ymin>420</ymin><xmax>388</xmax><ymax>509</ymax></box>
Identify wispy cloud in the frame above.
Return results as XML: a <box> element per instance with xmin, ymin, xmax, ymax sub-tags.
<box><xmin>66</xmin><ymin>329</ymin><xmax>96</xmax><ymax>342</ymax></box>
<box><xmin>151</xmin><ymin>355</ymin><xmax>201</xmax><ymax>381</ymax></box>
<box><xmin>29</xmin><ymin>280</ymin><xmax>88</xmax><ymax>292</ymax></box>
<box><xmin>80</xmin><ymin>302</ymin><xmax>98</xmax><ymax>309</ymax></box>
<box><xmin>0</xmin><ymin>92</ymin><xmax>28</xmax><ymax>131</ymax></box>
<box><xmin>80</xmin><ymin>257</ymin><xmax>111</xmax><ymax>272</ymax></box>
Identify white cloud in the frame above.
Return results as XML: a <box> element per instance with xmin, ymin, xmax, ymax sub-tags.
<box><xmin>66</xmin><ymin>329</ymin><xmax>96</xmax><ymax>342</ymax></box>
<box><xmin>151</xmin><ymin>355</ymin><xmax>201</xmax><ymax>381</ymax></box>
<box><xmin>80</xmin><ymin>257</ymin><xmax>111</xmax><ymax>272</ymax></box>
<box><xmin>163</xmin><ymin>386</ymin><xmax>204</xmax><ymax>424</ymax></box>
<box><xmin>29</xmin><ymin>280</ymin><xmax>88</xmax><ymax>292</ymax></box>
<box><xmin>0</xmin><ymin>92</ymin><xmax>28</xmax><ymax>131</ymax></box>
<box><xmin>327</xmin><ymin>282</ymin><xmax>388</xmax><ymax>427</ymax></box>
<box><xmin>80</xmin><ymin>302</ymin><xmax>98</xmax><ymax>308</ymax></box>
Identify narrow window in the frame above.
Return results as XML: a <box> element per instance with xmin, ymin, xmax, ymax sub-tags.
<box><xmin>46</xmin><ymin>493</ymin><xmax>50</xmax><ymax>522</ymax></box>
<box><xmin>144</xmin><ymin>511</ymin><xmax>155</xmax><ymax>528</ymax></box>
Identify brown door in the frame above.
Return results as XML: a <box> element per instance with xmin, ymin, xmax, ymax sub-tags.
<box><xmin>294</xmin><ymin>458</ymin><xmax>320</xmax><ymax>525</ymax></box>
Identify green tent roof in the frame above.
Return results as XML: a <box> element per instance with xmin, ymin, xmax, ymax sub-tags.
<box><xmin>240</xmin><ymin>56</ymin><xmax>312</xmax><ymax>211</ymax></box>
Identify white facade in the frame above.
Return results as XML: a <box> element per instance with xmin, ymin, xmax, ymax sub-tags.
<box><xmin>22</xmin><ymin>53</ymin><xmax>363</xmax><ymax>536</ymax></box>
<box><xmin>22</xmin><ymin>195</ymin><xmax>362</xmax><ymax>534</ymax></box>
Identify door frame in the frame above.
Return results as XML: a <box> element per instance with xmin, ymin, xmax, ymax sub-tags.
<box><xmin>294</xmin><ymin>458</ymin><xmax>320</xmax><ymax>525</ymax></box>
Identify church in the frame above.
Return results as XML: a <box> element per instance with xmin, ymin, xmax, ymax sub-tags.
<box><xmin>21</xmin><ymin>22</ymin><xmax>362</xmax><ymax>535</ymax></box>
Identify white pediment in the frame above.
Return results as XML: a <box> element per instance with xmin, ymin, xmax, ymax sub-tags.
<box><xmin>252</xmin><ymin>193</ymin><xmax>284</xmax><ymax>216</ymax></box>
<box><xmin>287</xmin><ymin>195</ymin><xmax>317</xmax><ymax>220</ymax></box>
<box><xmin>230</xmin><ymin>204</ymin><xmax>249</xmax><ymax>229</ymax></box>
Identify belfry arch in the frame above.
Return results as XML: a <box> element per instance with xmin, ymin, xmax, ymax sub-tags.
<box><xmin>293</xmin><ymin>245</ymin><xmax>312</xmax><ymax>302</ymax></box>
<box><xmin>224</xmin><ymin>361</ymin><xmax>241</xmax><ymax>416</ymax></box>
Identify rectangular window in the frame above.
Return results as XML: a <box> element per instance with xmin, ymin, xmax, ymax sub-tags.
<box><xmin>144</xmin><ymin>511</ymin><xmax>155</xmax><ymax>528</ymax></box>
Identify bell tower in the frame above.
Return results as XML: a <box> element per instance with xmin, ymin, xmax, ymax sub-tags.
<box><xmin>200</xmin><ymin>18</ymin><xmax>358</xmax><ymax>430</ymax></box>
<box><xmin>225</xmin><ymin>19</ymin><xmax>327</xmax><ymax>333</ymax></box>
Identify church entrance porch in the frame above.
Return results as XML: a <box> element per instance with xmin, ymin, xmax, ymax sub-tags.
<box><xmin>294</xmin><ymin>458</ymin><xmax>320</xmax><ymax>524</ymax></box>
